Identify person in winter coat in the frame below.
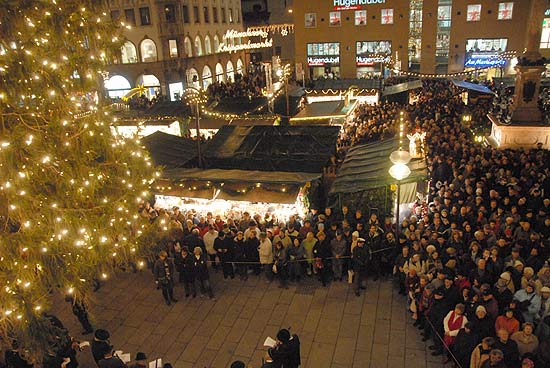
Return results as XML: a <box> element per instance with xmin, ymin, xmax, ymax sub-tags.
<box><xmin>192</xmin><ymin>247</ymin><xmax>214</xmax><ymax>299</ymax></box>
<box><xmin>259</xmin><ymin>232</ymin><xmax>274</xmax><ymax>282</ymax></box>
<box><xmin>330</xmin><ymin>231</ymin><xmax>347</xmax><ymax>281</ymax></box>
<box><xmin>470</xmin><ymin>336</ymin><xmax>495</xmax><ymax>368</ymax></box>
<box><xmin>153</xmin><ymin>250</ymin><xmax>178</xmax><ymax>305</ymax></box>
<box><xmin>511</xmin><ymin>322</ymin><xmax>539</xmax><ymax>357</ymax></box>
<box><xmin>233</xmin><ymin>231</ymin><xmax>248</xmax><ymax>280</ymax></box>
<box><xmin>495</xmin><ymin>308</ymin><xmax>520</xmax><ymax>336</ymax></box>
<box><xmin>452</xmin><ymin>322</ymin><xmax>478</xmax><ymax>368</ymax></box>
<box><xmin>288</xmin><ymin>237</ymin><xmax>306</xmax><ymax>282</ymax></box>
<box><xmin>443</xmin><ymin>303</ymin><xmax>468</xmax><ymax>363</ymax></box>
<box><xmin>175</xmin><ymin>247</ymin><xmax>196</xmax><ymax>297</ymax></box>
<box><xmin>214</xmin><ymin>231</ymin><xmax>235</xmax><ymax>279</ymax></box>
<box><xmin>301</xmin><ymin>232</ymin><xmax>318</xmax><ymax>276</ymax></box>
<box><xmin>313</xmin><ymin>231</ymin><xmax>332</xmax><ymax>287</ymax></box>
<box><xmin>203</xmin><ymin>225</ymin><xmax>219</xmax><ymax>270</ymax></box>
<box><xmin>513</xmin><ymin>282</ymin><xmax>541</xmax><ymax>323</ymax></box>
<box><xmin>273</xmin><ymin>241</ymin><xmax>289</xmax><ymax>288</ymax></box>
<box><xmin>352</xmin><ymin>238</ymin><xmax>371</xmax><ymax>296</ymax></box>
<box><xmin>471</xmin><ymin>305</ymin><xmax>495</xmax><ymax>342</ymax></box>
<box><xmin>479</xmin><ymin>349</ymin><xmax>506</xmax><ymax>368</ymax></box>
<box><xmin>494</xmin><ymin>329</ymin><xmax>520</xmax><ymax>368</ymax></box>
<box><xmin>244</xmin><ymin>231</ymin><xmax>261</xmax><ymax>275</ymax></box>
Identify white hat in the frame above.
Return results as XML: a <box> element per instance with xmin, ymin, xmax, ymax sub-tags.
<box><xmin>541</xmin><ymin>286</ymin><xmax>550</xmax><ymax>293</ymax></box>
<box><xmin>352</xmin><ymin>231</ymin><xmax>359</xmax><ymax>237</ymax></box>
<box><xmin>476</xmin><ymin>305</ymin><xmax>487</xmax><ymax>314</ymax></box>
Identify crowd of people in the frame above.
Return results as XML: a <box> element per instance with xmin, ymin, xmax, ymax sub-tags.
<box><xmin>395</xmin><ymin>79</ymin><xmax>550</xmax><ymax>368</ymax></box>
<box><xmin>206</xmin><ymin>70</ymin><xmax>265</xmax><ymax>102</ymax></box>
<box><xmin>144</xmin><ymin>78</ymin><xmax>549</xmax><ymax>368</ymax></box>
<box><xmin>337</xmin><ymin>101</ymin><xmax>400</xmax><ymax>154</ymax></box>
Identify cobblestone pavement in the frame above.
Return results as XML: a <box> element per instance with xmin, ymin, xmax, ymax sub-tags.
<box><xmin>51</xmin><ymin>270</ymin><xmax>442</xmax><ymax>368</ymax></box>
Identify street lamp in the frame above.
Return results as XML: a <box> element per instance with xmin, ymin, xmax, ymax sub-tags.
<box><xmin>182</xmin><ymin>87</ymin><xmax>207</xmax><ymax>168</ymax></box>
<box><xmin>389</xmin><ymin>150</ymin><xmax>411</xmax><ymax>239</ymax></box>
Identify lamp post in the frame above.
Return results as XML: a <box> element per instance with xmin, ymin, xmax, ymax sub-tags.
<box><xmin>182</xmin><ymin>87</ymin><xmax>206</xmax><ymax>168</ymax></box>
<box><xmin>277</xmin><ymin>63</ymin><xmax>292</xmax><ymax>118</ymax></box>
<box><xmin>389</xmin><ymin>150</ymin><xmax>411</xmax><ymax>239</ymax></box>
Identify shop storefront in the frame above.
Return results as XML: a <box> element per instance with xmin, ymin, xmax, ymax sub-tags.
<box><xmin>464</xmin><ymin>38</ymin><xmax>508</xmax><ymax>79</ymax></box>
<box><xmin>356</xmin><ymin>40</ymin><xmax>392</xmax><ymax>78</ymax></box>
<box><xmin>307</xmin><ymin>42</ymin><xmax>340</xmax><ymax>80</ymax></box>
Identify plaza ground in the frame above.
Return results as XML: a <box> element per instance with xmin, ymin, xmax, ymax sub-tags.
<box><xmin>52</xmin><ymin>271</ymin><xmax>443</xmax><ymax>368</ymax></box>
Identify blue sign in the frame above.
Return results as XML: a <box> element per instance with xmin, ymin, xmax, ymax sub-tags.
<box><xmin>464</xmin><ymin>53</ymin><xmax>506</xmax><ymax>68</ymax></box>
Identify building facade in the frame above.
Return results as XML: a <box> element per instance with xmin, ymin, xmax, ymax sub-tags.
<box><xmin>294</xmin><ymin>0</ymin><xmax>546</xmax><ymax>80</ymax></box>
<box><xmin>105</xmin><ymin>0</ymin><xmax>247</xmax><ymax>101</ymax></box>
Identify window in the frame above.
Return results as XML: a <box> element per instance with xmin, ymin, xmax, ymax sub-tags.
<box><xmin>381</xmin><ymin>9</ymin><xmax>393</xmax><ymax>24</ymax></box>
<box><xmin>203</xmin><ymin>7</ymin><xmax>210</xmax><ymax>23</ymax></box>
<box><xmin>356</xmin><ymin>41</ymin><xmax>391</xmax><ymax>65</ymax></box>
<box><xmin>183</xmin><ymin>5</ymin><xmax>190</xmax><ymax>23</ymax></box>
<box><xmin>355</xmin><ymin>10</ymin><xmax>367</xmax><ymax>26</ymax></box>
<box><xmin>140</xmin><ymin>39</ymin><xmax>157</xmax><ymax>62</ymax></box>
<box><xmin>139</xmin><ymin>7</ymin><xmax>151</xmax><ymax>25</ymax></box>
<box><xmin>307</xmin><ymin>43</ymin><xmax>340</xmax><ymax>56</ymax></box>
<box><xmin>184</xmin><ymin>37</ymin><xmax>193</xmax><ymax>56</ymax></box>
<box><xmin>110</xmin><ymin>10</ymin><xmax>120</xmax><ymax>21</ymax></box>
<box><xmin>120</xmin><ymin>41</ymin><xmax>138</xmax><ymax>63</ymax></box>
<box><xmin>305</xmin><ymin>13</ymin><xmax>317</xmax><ymax>28</ymax></box>
<box><xmin>221</xmin><ymin>7</ymin><xmax>226</xmax><ymax>23</ymax></box>
<box><xmin>194</xmin><ymin>6</ymin><xmax>200</xmax><ymax>23</ymax></box>
<box><xmin>329</xmin><ymin>12</ymin><xmax>341</xmax><ymax>27</ymax></box>
<box><xmin>229</xmin><ymin>8</ymin><xmax>233</xmax><ymax>23</ymax></box>
<box><xmin>213</xmin><ymin>7</ymin><xmax>219</xmax><ymax>23</ymax></box>
<box><xmin>541</xmin><ymin>18</ymin><xmax>550</xmax><ymax>48</ymax></box>
<box><xmin>165</xmin><ymin>4</ymin><xmax>176</xmax><ymax>23</ymax></box>
<box><xmin>124</xmin><ymin>9</ymin><xmax>136</xmax><ymax>26</ymax></box>
<box><xmin>213</xmin><ymin>35</ymin><xmax>220</xmax><ymax>53</ymax></box>
<box><xmin>467</xmin><ymin>4</ymin><xmax>481</xmax><ymax>22</ymax></box>
<box><xmin>437</xmin><ymin>5</ymin><xmax>452</xmax><ymax>28</ymax></box>
<box><xmin>204</xmin><ymin>35</ymin><xmax>212</xmax><ymax>54</ymax></box>
<box><xmin>194</xmin><ymin>36</ymin><xmax>203</xmax><ymax>56</ymax></box>
<box><xmin>498</xmin><ymin>2</ymin><xmax>513</xmax><ymax>20</ymax></box>
<box><xmin>169</xmin><ymin>39</ymin><xmax>178</xmax><ymax>58</ymax></box>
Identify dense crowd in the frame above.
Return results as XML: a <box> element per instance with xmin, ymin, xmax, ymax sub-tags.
<box><xmin>145</xmin><ymin>79</ymin><xmax>549</xmax><ymax>368</ymax></box>
<box><xmin>337</xmin><ymin>101</ymin><xmax>400</xmax><ymax>154</ymax></box>
<box><xmin>206</xmin><ymin>71</ymin><xmax>265</xmax><ymax>102</ymax></box>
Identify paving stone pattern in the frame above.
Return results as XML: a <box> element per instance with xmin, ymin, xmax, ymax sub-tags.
<box><xmin>51</xmin><ymin>271</ymin><xmax>441</xmax><ymax>368</ymax></box>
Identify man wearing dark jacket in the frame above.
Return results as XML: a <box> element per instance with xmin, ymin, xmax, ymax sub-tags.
<box><xmin>153</xmin><ymin>250</ymin><xmax>178</xmax><ymax>305</ymax></box>
<box><xmin>214</xmin><ymin>231</ymin><xmax>235</xmax><ymax>279</ymax></box>
<box><xmin>494</xmin><ymin>329</ymin><xmax>520</xmax><ymax>368</ymax></box>
<box><xmin>313</xmin><ymin>232</ymin><xmax>332</xmax><ymax>287</ymax></box>
<box><xmin>353</xmin><ymin>238</ymin><xmax>371</xmax><ymax>296</ymax></box>
<box><xmin>267</xmin><ymin>329</ymin><xmax>301</xmax><ymax>368</ymax></box>
<box><xmin>91</xmin><ymin>329</ymin><xmax>111</xmax><ymax>366</ymax></box>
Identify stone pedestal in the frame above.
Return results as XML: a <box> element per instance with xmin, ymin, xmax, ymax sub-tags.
<box><xmin>488</xmin><ymin>114</ymin><xmax>550</xmax><ymax>149</ymax></box>
<box><xmin>510</xmin><ymin>65</ymin><xmax>546</xmax><ymax>123</ymax></box>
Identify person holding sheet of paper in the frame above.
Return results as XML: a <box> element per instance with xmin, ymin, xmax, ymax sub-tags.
<box><xmin>264</xmin><ymin>329</ymin><xmax>301</xmax><ymax>368</ymax></box>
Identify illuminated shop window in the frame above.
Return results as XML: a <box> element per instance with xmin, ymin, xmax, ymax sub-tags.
<box><xmin>169</xmin><ymin>39</ymin><xmax>178</xmax><ymax>58</ymax></box>
<box><xmin>541</xmin><ymin>18</ymin><xmax>550</xmax><ymax>49</ymax></box>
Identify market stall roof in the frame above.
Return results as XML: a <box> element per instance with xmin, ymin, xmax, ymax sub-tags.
<box><xmin>291</xmin><ymin>101</ymin><xmax>345</xmax><ymax>120</ymax></box>
<box><xmin>229</xmin><ymin>117</ymin><xmax>276</xmax><ymax>126</ymax></box>
<box><xmin>141</xmin><ymin>131</ymin><xmax>197</xmax><ymax>168</ymax></box>
<box><xmin>157</xmin><ymin>168</ymin><xmax>320</xmax><ymax>204</ymax></box>
<box><xmin>202</xmin><ymin>125</ymin><xmax>340</xmax><ymax>173</ymax></box>
<box><xmin>382</xmin><ymin>80</ymin><xmax>423</xmax><ymax>96</ymax></box>
<box><xmin>451</xmin><ymin>80</ymin><xmax>496</xmax><ymax>95</ymax></box>
<box><xmin>162</xmin><ymin>168</ymin><xmax>320</xmax><ymax>184</ymax></box>
<box><xmin>209</xmin><ymin>96</ymin><xmax>268</xmax><ymax>114</ymax></box>
<box><xmin>330</xmin><ymin>138</ymin><xmax>427</xmax><ymax>194</ymax></box>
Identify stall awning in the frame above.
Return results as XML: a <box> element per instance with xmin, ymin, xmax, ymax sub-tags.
<box><xmin>382</xmin><ymin>80</ymin><xmax>422</xmax><ymax>96</ymax></box>
<box><xmin>141</xmin><ymin>131</ymin><xmax>197</xmax><ymax>168</ymax></box>
<box><xmin>156</xmin><ymin>168</ymin><xmax>320</xmax><ymax>204</ymax></box>
<box><xmin>162</xmin><ymin>168</ymin><xmax>320</xmax><ymax>184</ymax></box>
<box><xmin>451</xmin><ymin>80</ymin><xmax>495</xmax><ymax>95</ymax></box>
<box><xmin>202</xmin><ymin>125</ymin><xmax>339</xmax><ymax>173</ymax></box>
<box><xmin>330</xmin><ymin>138</ymin><xmax>427</xmax><ymax>194</ymax></box>
<box><xmin>311</xmin><ymin>78</ymin><xmax>382</xmax><ymax>90</ymax></box>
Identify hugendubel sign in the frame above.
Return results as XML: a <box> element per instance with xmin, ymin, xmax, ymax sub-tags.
<box><xmin>333</xmin><ymin>0</ymin><xmax>385</xmax><ymax>11</ymax></box>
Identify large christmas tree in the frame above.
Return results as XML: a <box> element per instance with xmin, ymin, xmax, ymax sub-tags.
<box><xmin>0</xmin><ymin>0</ymin><xmax>156</xmax><ymax>361</ymax></box>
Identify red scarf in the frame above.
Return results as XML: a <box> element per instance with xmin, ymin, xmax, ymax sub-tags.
<box><xmin>443</xmin><ymin>311</ymin><xmax>464</xmax><ymax>347</ymax></box>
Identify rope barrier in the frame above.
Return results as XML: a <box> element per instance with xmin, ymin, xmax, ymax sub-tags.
<box><xmin>412</xmin><ymin>293</ymin><xmax>465</xmax><ymax>368</ymax></box>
